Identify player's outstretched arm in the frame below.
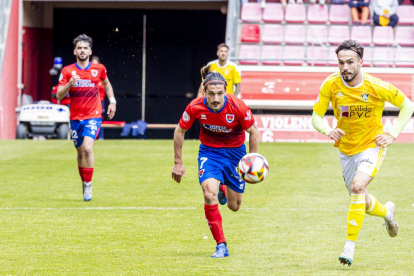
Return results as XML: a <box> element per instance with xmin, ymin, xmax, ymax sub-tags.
<box><xmin>103</xmin><ymin>78</ymin><xmax>116</xmax><ymax>119</ymax></box>
<box><xmin>57</xmin><ymin>75</ymin><xmax>79</xmax><ymax>100</ymax></box>
<box><xmin>246</xmin><ymin>124</ymin><xmax>259</xmax><ymax>154</ymax></box>
<box><xmin>172</xmin><ymin>126</ymin><xmax>187</xmax><ymax>183</ymax></box>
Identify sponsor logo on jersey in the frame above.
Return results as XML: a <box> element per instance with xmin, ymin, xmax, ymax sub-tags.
<box><xmin>361</xmin><ymin>92</ymin><xmax>369</xmax><ymax>102</ymax></box>
<box><xmin>225</xmin><ymin>114</ymin><xmax>235</xmax><ymax>123</ymax></box>
<box><xmin>342</xmin><ymin>105</ymin><xmax>372</xmax><ymax>118</ymax></box>
<box><xmin>199</xmin><ymin>169</ymin><xmax>205</xmax><ymax>178</ymax></box>
<box><xmin>201</xmin><ymin>114</ymin><xmax>207</xmax><ymax>120</ymax></box>
<box><xmin>244</xmin><ymin>110</ymin><xmax>252</xmax><ymax>121</ymax></box>
<box><xmin>73</xmin><ymin>79</ymin><xmax>96</xmax><ymax>88</ymax></box>
<box><xmin>337</xmin><ymin>91</ymin><xmax>344</xmax><ymax>97</ymax></box>
<box><xmin>202</xmin><ymin>124</ymin><xmax>232</xmax><ymax>133</ymax></box>
<box><xmin>91</xmin><ymin>70</ymin><xmax>98</xmax><ymax>77</ymax></box>
<box><xmin>224</xmin><ymin>70</ymin><xmax>229</xmax><ymax>75</ymax></box>
<box><xmin>183</xmin><ymin>111</ymin><xmax>190</xmax><ymax>122</ymax></box>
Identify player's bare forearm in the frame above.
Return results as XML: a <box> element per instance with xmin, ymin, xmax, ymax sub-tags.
<box><xmin>103</xmin><ymin>78</ymin><xmax>114</xmax><ymax>98</ymax></box>
<box><xmin>246</xmin><ymin>124</ymin><xmax>259</xmax><ymax>153</ymax></box>
<box><xmin>172</xmin><ymin>126</ymin><xmax>187</xmax><ymax>183</ymax></box>
<box><xmin>57</xmin><ymin>85</ymin><xmax>70</xmax><ymax>100</ymax></box>
<box><xmin>234</xmin><ymin>83</ymin><xmax>241</xmax><ymax>97</ymax></box>
<box><xmin>197</xmin><ymin>83</ymin><xmax>204</xmax><ymax>97</ymax></box>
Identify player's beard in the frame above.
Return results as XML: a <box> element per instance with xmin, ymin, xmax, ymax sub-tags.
<box><xmin>77</xmin><ymin>53</ymin><xmax>89</xmax><ymax>62</ymax></box>
<box><xmin>342</xmin><ymin>69</ymin><xmax>358</xmax><ymax>83</ymax></box>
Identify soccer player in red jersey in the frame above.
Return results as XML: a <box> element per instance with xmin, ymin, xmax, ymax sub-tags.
<box><xmin>172</xmin><ymin>66</ymin><xmax>259</xmax><ymax>258</ymax></box>
<box><xmin>57</xmin><ymin>34</ymin><xmax>116</xmax><ymax>201</ymax></box>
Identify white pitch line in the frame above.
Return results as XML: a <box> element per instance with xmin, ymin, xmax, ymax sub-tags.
<box><xmin>0</xmin><ymin>207</ymin><xmax>196</xmax><ymax>210</ymax></box>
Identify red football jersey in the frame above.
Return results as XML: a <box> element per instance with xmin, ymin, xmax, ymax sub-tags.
<box><xmin>58</xmin><ymin>62</ymin><xmax>107</xmax><ymax>120</ymax></box>
<box><xmin>179</xmin><ymin>94</ymin><xmax>255</xmax><ymax>148</ymax></box>
<box><xmin>98</xmin><ymin>81</ymin><xmax>105</xmax><ymax>102</ymax></box>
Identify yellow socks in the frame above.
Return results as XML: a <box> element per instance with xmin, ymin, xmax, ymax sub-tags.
<box><xmin>346</xmin><ymin>194</ymin><xmax>366</xmax><ymax>241</ymax></box>
<box><xmin>366</xmin><ymin>194</ymin><xmax>388</xmax><ymax>219</ymax></box>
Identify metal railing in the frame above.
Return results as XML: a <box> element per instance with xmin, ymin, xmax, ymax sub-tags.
<box><xmin>0</xmin><ymin>0</ymin><xmax>12</xmax><ymax>81</ymax></box>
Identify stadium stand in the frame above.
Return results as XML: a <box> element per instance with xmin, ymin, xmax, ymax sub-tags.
<box><xmin>262</xmin><ymin>3</ymin><xmax>284</xmax><ymax>23</ymax></box>
<box><xmin>351</xmin><ymin>26</ymin><xmax>372</xmax><ymax>46</ymax></box>
<box><xmin>307</xmin><ymin>5</ymin><xmax>328</xmax><ymax>24</ymax></box>
<box><xmin>241</xmin><ymin>24</ymin><xmax>261</xmax><ymax>43</ymax></box>
<box><xmin>262</xmin><ymin>24</ymin><xmax>283</xmax><ymax>44</ymax></box>
<box><xmin>396</xmin><ymin>5</ymin><xmax>414</xmax><ymax>25</ymax></box>
<box><xmin>372</xmin><ymin>26</ymin><xmax>394</xmax><ymax>46</ymax></box>
<box><xmin>236</xmin><ymin>2</ymin><xmax>414</xmax><ymax>68</ymax></box>
<box><xmin>285</xmin><ymin>4</ymin><xmax>306</xmax><ymax>23</ymax></box>
<box><xmin>241</xmin><ymin>3</ymin><xmax>262</xmax><ymax>22</ymax></box>
<box><xmin>395</xmin><ymin>27</ymin><xmax>414</xmax><ymax>47</ymax></box>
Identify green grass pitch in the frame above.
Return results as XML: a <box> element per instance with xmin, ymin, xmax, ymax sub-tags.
<box><xmin>0</xmin><ymin>140</ymin><xmax>413</xmax><ymax>275</ymax></box>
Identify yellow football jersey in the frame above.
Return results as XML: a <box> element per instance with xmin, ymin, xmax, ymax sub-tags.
<box><xmin>205</xmin><ymin>60</ymin><xmax>241</xmax><ymax>95</ymax></box>
<box><xmin>313</xmin><ymin>72</ymin><xmax>406</xmax><ymax>155</ymax></box>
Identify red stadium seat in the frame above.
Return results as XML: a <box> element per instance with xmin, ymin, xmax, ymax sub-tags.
<box><xmin>307</xmin><ymin>25</ymin><xmax>328</xmax><ymax>45</ymax></box>
<box><xmin>238</xmin><ymin>45</ymin><xmax>260</xmax><ymax>65</ymax></box>
<box><xmin>396</xmin><ymin>5</ymin><xmax>414</xmax><ymax>25</ymax></box>
<box><xmin>362</xmin><ymin>46</ymin><xmax>372</xmax><ymax>67</ymax></box>
<box><xmin>373</xmin><ymin>47</ymin><xmax>394</xmax><ymax>67</ymax></box>
<box><xmin>351</xmin><ymin>26</ymin><xmax>372</xmax><ymax>46</ymax></box>
<box><xmin>261</xmin><ymin>45</ymin><xmax>282</xmax><ymax>65</ymax></box>
<box><xmin>284</xmin><ymin>25</ymin><xmax>306</xmax><ymax>45</ymax></box>
<box><xmin>328</xmin><ymin>26</ymin><xmax>350</xmax><ymax>46</ymax></box>
<box><xmin>285</xmin><ymin>4</ymin><xmax>306</xmax><ymax>23</ymax></box>
<box><xmin>395</xmin><ymin>26</ymin><xmax>414</xmax><ymax>47</ymax></box>
<box><xmin>283</xmin><ymin>46</ymin><xmax>305</xmax><ymax>66</ymax></box>
<box><xmin>395</xmin><ymin>47</ymin><xmax>414</xmax><ymax>67</ymax></box>
<box><xmin>241</xmin><ymin>24</ymin><xmax>261</xmax><ymax>43</ymax></box>
<box><xmin>241</xmin><ymin>3</ymin><xmax>262</xmax><ymax>23</ymax></box>
<box><xmin>307</xmin><ymin>5</ymin><xmax>328</xmax><ymax>24</ymax></box>
<box><xmin>262</xmin><ymin>3</ymin><xmax>284</xmax><ymax>23</ymax></box>
<box><xmin>329</xmin><ymin>5</ymin><xmax>350</xmax><ymax>25</ymax></box>
<box><xmin>262</xmin><ymin>24</ymin><xmax>283</xmax><ymax>45</ymax></box>
<box><xmin>307</xmin><ymin>46</ymin><xmax>329</xmax><ymax>66</ymax></box>
<box><xmin>372</xmin><ymin>26</ymin><xmax>394</xmax><ymax>46</ymax></box>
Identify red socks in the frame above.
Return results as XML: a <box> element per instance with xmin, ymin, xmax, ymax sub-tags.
<box><xmin>204</xmin><ymin>204</ymin><xmax>226</xmax><ymax>244</ymax></box>
<box><xmin>78</xmin><ymin>167</ymin><xmax>94</xmax><ymax>182</ymax></box>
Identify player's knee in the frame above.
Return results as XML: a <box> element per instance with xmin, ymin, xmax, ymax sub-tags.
<box><xmin>83</xmin><ymin>145</ymin><xmax>94</xmax><ymax>156</ymax></box>
<box><xmin>350</xmin><ymin>180</ymin><xmax>366</xmax><ymax>194</ymax></box>
<box><xmin>203</xmin><ymin>191</ymin><xmax>218</xmax><ymax>205</ymax></box>
<box><xmin>228</xmin><ymin>200</ymin><xmax>242</xmax><ymax>212</ymax></box>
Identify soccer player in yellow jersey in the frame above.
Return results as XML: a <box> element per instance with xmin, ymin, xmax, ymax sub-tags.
<box><xmin>197</xmin><ymin>43</ymin><xmax>241</xmax><ymax>97</ymax></box>
<box><xmin>312</xmin><ymin>40</ymin><xmax>414</xmax><ymax>267</ymax></box>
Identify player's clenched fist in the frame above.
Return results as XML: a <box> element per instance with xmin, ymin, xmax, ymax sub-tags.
<box><xmin>68</xmin><ymin>75</ymin><xmax>80</xmax><ymax>87</ymax></box>
<box><xmin>328</xmin><ymin>128</ymin><xmax>345</xmax><ymax>141</ymax></box>
<box><xmin>172</xmin><ymin>164</ymin><xmax>186</xmax><ymax>183</ymax></box>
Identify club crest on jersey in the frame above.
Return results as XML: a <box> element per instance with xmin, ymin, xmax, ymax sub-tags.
<box><xmin>361</xmin><ymin>92</ymin><xmax>369</xmax><ymax>102</ymax></box>
<box><xmin>225</xmin><ymin>114</ymin><xmax>235</xmax><ymax>123</ymax></box>
<box><xmin>199</xmin><ymin>169</ymin><xmax>205</xmax><ymax>178</ymax></box>
<box><xmin>91</xmin><ymin>70</ymin><xmax>98</xmax><ymax>77</ymax></box>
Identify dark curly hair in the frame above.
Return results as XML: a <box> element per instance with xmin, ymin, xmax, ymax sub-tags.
<box><xmin>335</xmin><ymin>39</ymin><xmax>364</xmax><ymax>59</ymax></box>
<box><xmin>73</xmin><ymin>34</ymin><xmax>93</xmax><ymax>49</ymax></box>
<box><xmin>200</xmin><ymin>65</ymin><xmax>227</xmax><ymax>91</ymax></box>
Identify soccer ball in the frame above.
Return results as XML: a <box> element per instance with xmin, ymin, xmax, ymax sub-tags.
<box><xmin>238</xmin><ymin>153</ymin><xmax>269</xmax><ymax>184</ymax></box>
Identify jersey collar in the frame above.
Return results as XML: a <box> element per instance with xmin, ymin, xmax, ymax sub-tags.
<box><xmin>215</xmin><ymin>60</ymin><xmax>228</xmax><ymax>68</ymax></box>
<box><xmin>204</xmin><ymin>96</ymin><xmax>227</xmax><ymax>113</ymax></box>
<box><xmin>75</xmin><ymin>62</ymin><xmax>91</xmax><ymax>70</ymax></box>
